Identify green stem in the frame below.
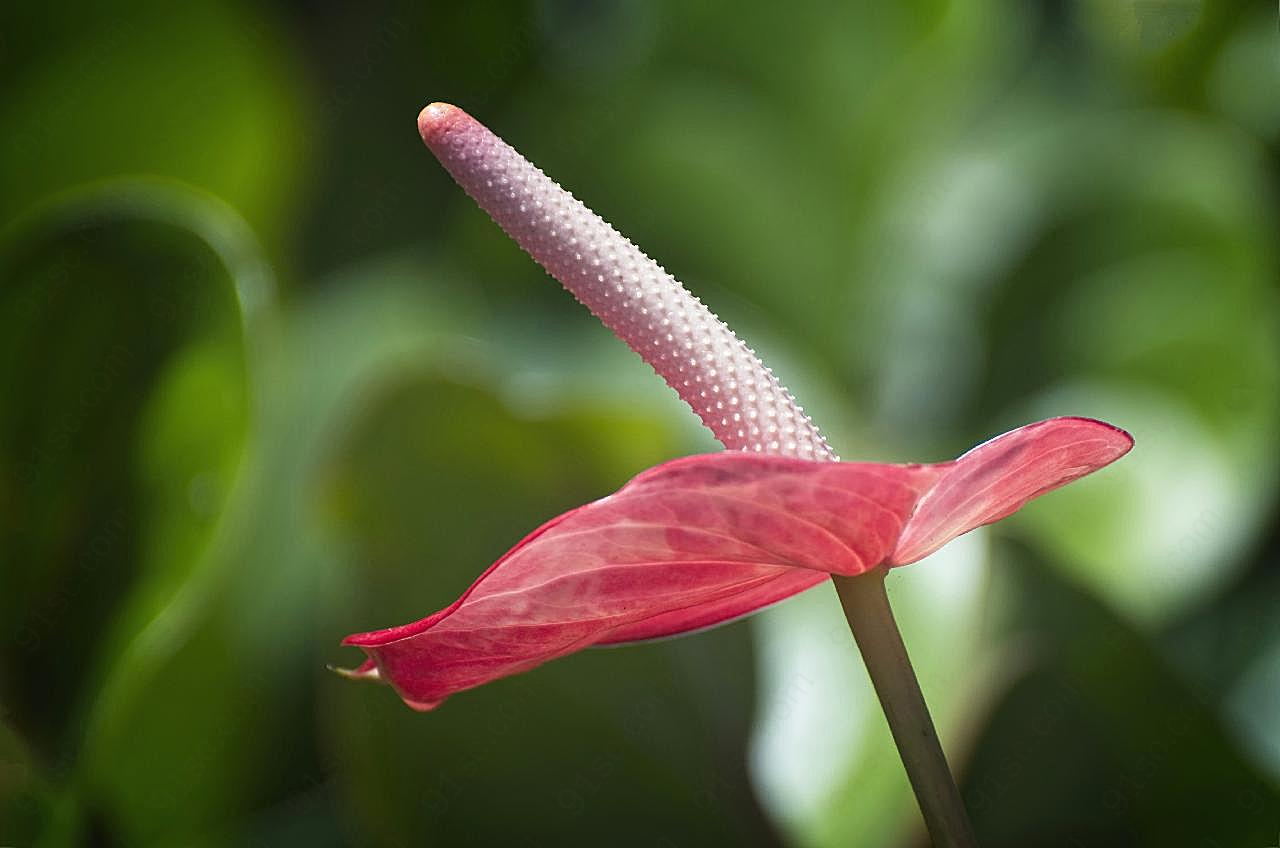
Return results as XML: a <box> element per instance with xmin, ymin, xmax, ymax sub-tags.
<box><xmin>831</xmin><ymin>568</ymin><xmax>978</xmax><ymax>848</ymax></box>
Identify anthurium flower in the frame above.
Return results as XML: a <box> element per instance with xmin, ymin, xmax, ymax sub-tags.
<box><xmin>339</xmin><ymin>104</ymin><xmax>1132</xmax><ymax>713</ymax></box>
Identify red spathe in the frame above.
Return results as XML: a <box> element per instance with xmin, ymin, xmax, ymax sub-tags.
<box><xmin>342</xmin><ymin>417</ymin><xmax>1132</xmax><ymax>710</ymax></box>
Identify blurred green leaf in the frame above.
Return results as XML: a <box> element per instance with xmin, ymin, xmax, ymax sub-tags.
<box><xmin>0</xmin><ymin>180</ymin><xmax>269</xmax><ymax>844</ymax></box>
<box><xmin>0</xmin><ymin>712</ymin><xmax>56</xmax><ymax>846</ymax></box>
<box><xmin>0</xmin><ymin>181</ymin><xmax>258</xmax><ymax>749</ymax></box>
<box><xmin>71</xmin><ymin>261</ymin><xmax>469</xmax><ymax>846</ymax></box>
<box><xmin>992</xmin><ymin>113</ymin><xmax>1280</xmax><ymax>621</ymax></box>
<box><xmin>0</xmin><ymin>0</ymin><xmax>309</xmax><ymax>255</ymax></box>
<box><xmin>963</xmin><ymin>542</ymin><xmax>1280</xmax><ymax>847</ymax></box>
<box><xmin>1167</xmin><ymin>522</ymin><xmax>1280</xmax><ymax>785</ymax></box>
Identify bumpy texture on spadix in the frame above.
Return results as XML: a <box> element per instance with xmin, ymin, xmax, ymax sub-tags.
<box><xmin>342</xmin><ymin>417</ymin><xmax>1132</xmax><ymax>710</ymax></box>
<box><xmin>417</xmin><ymin>102</ymin><xmax>836</xmax><ymax>460</ymax></box>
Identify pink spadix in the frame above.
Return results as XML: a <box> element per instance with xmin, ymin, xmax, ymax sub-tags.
<box><xmin>416</xmin><ymin>103</ymin><xmax>835</xmax><ymax>460</ymax></box>
<box><xmin>339</xmin><ymin>104</ymin><xmax>1132</xmax><ymax>713</ymax></box>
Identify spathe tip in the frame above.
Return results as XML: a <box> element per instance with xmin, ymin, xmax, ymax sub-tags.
<box><xmin>327</xmin><ymin>662</ymin><xmax>381</xmax><ymax>682</ymax></box>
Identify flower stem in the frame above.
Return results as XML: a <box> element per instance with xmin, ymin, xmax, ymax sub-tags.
<box><xmin>831</xmin><ymin>568</ymin><xmax>978</xmax><ymax>848</ymax></box>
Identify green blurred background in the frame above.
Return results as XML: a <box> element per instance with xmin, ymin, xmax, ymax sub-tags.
<box><xmin>2</xmin><ymin>1</ymin><xmax>1278</xmax><ymax>845</ymax></box>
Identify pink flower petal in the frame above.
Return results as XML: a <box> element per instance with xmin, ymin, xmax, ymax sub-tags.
<box><xmin>342</xmin><ymin>417</ymin><xmax>1131</xmax><ymax>710</ymax></box>
<box><xmin>889</xmin><ymin>416</ymin><xmax>1134</xmax><ymax>565</ymax></box>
